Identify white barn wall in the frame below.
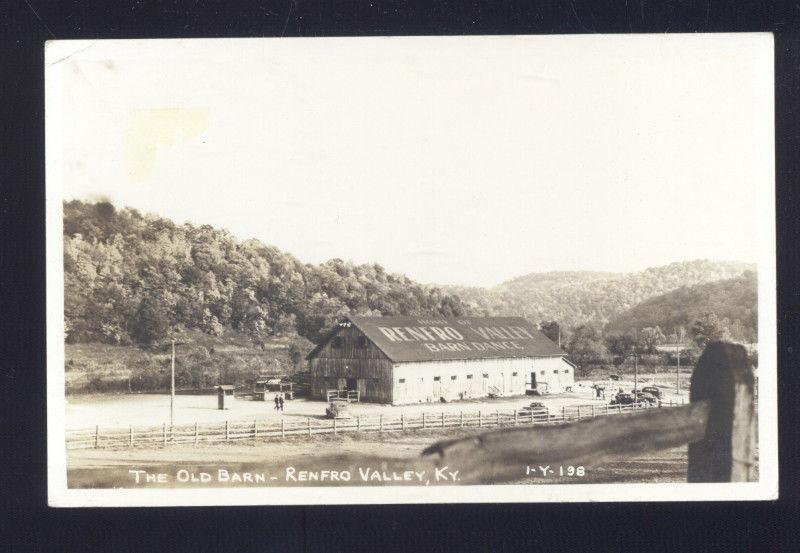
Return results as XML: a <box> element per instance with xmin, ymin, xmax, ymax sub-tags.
<box><xmin>391</xmin><ymin>356</ymin><xmax>574</xmax><ymax>405</ymax></box>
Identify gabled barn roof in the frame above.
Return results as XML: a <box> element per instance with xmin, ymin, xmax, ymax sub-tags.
<box><xmin>307</xmin><ymin>316</ymin><xmax>565</xmax><ymax>363</ymax></box>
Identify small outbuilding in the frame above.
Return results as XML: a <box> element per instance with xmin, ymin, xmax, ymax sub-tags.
<box><xmin>306</xmin><ymin>316</ymin><xmax>575</xmax><ymax>405</ymax></box>
<box><xmin>216</xmin><ymin>384</ymin><xmax>235</xmax><ymax>410</ymax></box>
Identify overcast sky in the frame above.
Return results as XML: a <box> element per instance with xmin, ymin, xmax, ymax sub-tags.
<box><xmin>47</xmin><ymin>34</ymin><xmax>773</xmax><ymax>287</ymax></box>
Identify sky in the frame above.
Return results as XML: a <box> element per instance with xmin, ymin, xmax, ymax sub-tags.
<box><xmin>46</xmin><ymin>34</ymin><xmax>774</xmax><ymax>287</ymax></box>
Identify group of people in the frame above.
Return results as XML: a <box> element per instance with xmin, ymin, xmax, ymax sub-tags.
<box><xmin>273</xmin><ymin>393</ymin><xmax>286</xmax><ymax>411</ymax></box>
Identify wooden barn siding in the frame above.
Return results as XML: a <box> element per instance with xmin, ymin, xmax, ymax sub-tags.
<box><xmin>309</xmin><ymin>325</ymin><xmax>393</xmax><ymax>403</ymax></box>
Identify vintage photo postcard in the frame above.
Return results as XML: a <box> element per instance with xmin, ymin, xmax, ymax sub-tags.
<box><xmin>46</xmin><ymin>34</ymin><xmax>777</xmax><ymax>506</ymax></box>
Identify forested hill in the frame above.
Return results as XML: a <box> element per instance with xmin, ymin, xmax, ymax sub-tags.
<box><xmin>605</xmin><ymin>271</ymin><xmax>758</xmax><ymax>341</ymax></box>
<box><xmin>64</xmin><ymin>200</ymin><xmax>756</xmax><ymax>349</ymax></box>
<box><xmin>63</xmin><ymin>200</ymin><xmax>468</xmax><ymax>346</ymax></box>
<box><xmin>446</xmin><ymin>260</ymin><xmax>755</xmax><ymax>328</ymax></box>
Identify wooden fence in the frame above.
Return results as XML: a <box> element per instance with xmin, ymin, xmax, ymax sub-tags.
<box><xmin>421</xmin><ymin>342</ymin><xmax>757</xmax><ymax>483</ymax></box>
<box><xmin>65</xmin><ymin>399</ymin><xmax>685</xmax><ymax>450</ymax></box>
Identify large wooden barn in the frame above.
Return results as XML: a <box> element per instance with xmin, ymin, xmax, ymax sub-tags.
<box><xmin>306</xmin><ymin>316</ymin><xmax>575</xmax><ymax>405</ymax></box>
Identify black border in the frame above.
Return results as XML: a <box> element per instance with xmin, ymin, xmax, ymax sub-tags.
<box><xmin>3</xmin><ymin>2</ymin><xmax>800</xmax><ymax>551</ymax></box>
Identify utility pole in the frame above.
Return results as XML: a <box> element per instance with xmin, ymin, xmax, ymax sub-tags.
<box><xmin>633</xmin><ymin>328</ymin><xmax>639</xmax><ymax>395</ymax></box>
<box><xmin>170</xmin><ymin>339</ymin><xmax>175</xmax><ymax>429</ymax></box>
<box><xmin>676</xmin><ymin>344</ymin><xmax>680</xmax><ymax>395</ymax></box>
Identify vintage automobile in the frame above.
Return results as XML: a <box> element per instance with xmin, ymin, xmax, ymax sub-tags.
<box><xmin>641</xmin><ymin>386</ymin><xmax>662</xmax><ymax>399</ymax></box>
<box><xmin>610</xmin><ymin>393</ymin><xmax>649</xmax><ymax>407</ymax></box>
<box><xmin>518</xmin><ymin>402</ymin><xmax>549</xmax><ymax>417</ymax></box>
<box><xmin>633</xmin><ymin>391</ymin><xmax>659</xmax><ymax>405</ymax></box>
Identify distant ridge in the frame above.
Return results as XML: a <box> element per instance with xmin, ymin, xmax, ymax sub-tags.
<box><xmin>445</xmin><ymin>260</ymin><xmax>755</xmax><ymax>328</ymax></box>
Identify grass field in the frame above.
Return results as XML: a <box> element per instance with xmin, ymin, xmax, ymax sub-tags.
<box><xmin>67</xmin><ymin>425</ymin><xmax>695</xmax><ymax>488</ymax></box>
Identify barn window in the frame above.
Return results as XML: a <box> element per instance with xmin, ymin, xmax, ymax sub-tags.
<box><xmin>466</xmin><ymin>374</ymin><xmax>473</xmax><ymax>379</ymax></box>
<box><xmin>482</xmin><ymin>373</ymin><xmax>489</xmax><ymax>378</ymax></box>
<box><xmin>564</xmin><ymin>369</ymin><xmax>569</xmax><ymax>374</ymax></box>
<box><xmin>512</xmin><ymin>372</ymin><xmax>518</xmax><ymax>377</ymax></box>
<box><xmin>356</xmin><ymin>337</ymin><xmax>368</xmax><ymax>349</ymax></box>
<box><xmin>540</xmin><ymin>370</ymin><xmax>545</xmax><ymax>375</ymax></box>
<box><xmin>332</xmin><ymin>337</ymin><xmax>343</xmax><ymax>349</ymax></box>
<box><xmin>553</xmin><ymin>370</ymin><xmax>559</xmax><ymax>374</ymax></box>
<box><xmin>398</xmin><ymin>378</ymin><xmax>406</xmax><ymax>384</ymax></box>
<box><xmin>451</xmin><ymin>375</ymin><xmax>457</xmax><ymax>380</ymax></box>
<box><xmin>433</xmin><ymin>376</ymin><xmax>441</xmax><ymax>382</ymax></box>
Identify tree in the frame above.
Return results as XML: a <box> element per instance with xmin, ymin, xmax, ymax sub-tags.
<box><xmin>565</xmin><ymin>324</ymin><xmax>607</xmax><ymax>375</ymax></box>
<box><xmin>639</xmin><ymin>326</ymin><xmax>666</xmax><ymax>354</ymax></box>
<box><xmin>604</xmin><ymin>332</ymin><xmax>637</xmax><ymax>368</ymax></box>
<box><xmin>287</xmin><ymin>341</ymin><xmax>304</xmax><ymax>369</ymax></box>
<box><xmin>539</xmin><ymin>320</ymin><xmax>561</xmax><ymax>346</ymax></box>
<box><xmin>690</xmin><ymin>312</ymin><xmax>726</xmax><ymax>349</ymax></box>
<box><xmin>131</xmin><ymin>295</ymin><xmax>170</xmax><ymax>345</ymax></box>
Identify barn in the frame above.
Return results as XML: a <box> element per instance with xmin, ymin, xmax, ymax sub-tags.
<box><xmin>306</xmin><ymin>316</ymin><xmax>575</xmax><ymax>405</ymax></box>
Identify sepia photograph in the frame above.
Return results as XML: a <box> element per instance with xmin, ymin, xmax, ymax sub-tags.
<box><xmin>45</xmin><ymin>34</ymin><xmax>777</xmax><ymax>506</ymax></box>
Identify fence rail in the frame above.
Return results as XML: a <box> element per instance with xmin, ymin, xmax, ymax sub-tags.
<box><xmin>65</xmin><ymin>400</ymin><xmax>686</xmax><ymax>450</ymax></box>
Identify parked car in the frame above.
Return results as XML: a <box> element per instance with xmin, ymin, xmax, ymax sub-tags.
<box><xmin>610</xmin><ymin>393</ymin><xmax>649</xmax><ymax>407</ymax></box>
<box><xmin>609</xmin><ymin>374</ymin><xmax>622</xmax><ymax>381</ymax></box>
<box><xmin>642</xmin><ymin>386</ymin><xmax>662</xmax><ymax>399</ymax></box>
<box><xmin>518</xmin><ymin>402</ymin><xmax>549</xmax><ymax>417</ymax></box>
<box><xmin>325</xmin><ymin>400</ymin><xmax>352</xmax><ymax>419</ymax></box>
<box><xmin>633</xmin><ymin>391</ymin><xmax>659</xmax><ymax>406</ymax></box>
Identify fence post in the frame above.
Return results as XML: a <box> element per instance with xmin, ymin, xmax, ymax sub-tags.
<box><xmin>357</xmin><ymin>415</ymin><xmax>361</xmax><ymax>431</ymax></box>
<box><xmin>562</xmin><ymin>406</ymin><xmax>566</xmax><ymax>422</ymax></box>
<box><xmin>441</xmin><ymin>411</ymin><xmax>445</xmax><ymax>428</ymax></box>
<box><xmin>496</xmin><ymin>410</ymin><xmax>500</xmax><ymax>426</ymax></box>
<box><xmin>129</xmin><ymin>425</ymin><xmax>133</xmax><ymax>447</ymax></box>
<box><xmin>401</xmin><ymin>413</ymin><xmax>405</xmax><ymax>431</ymax></box>
<box><xmin>478</xmin><ymin>410</ymin><xmax>482</xmax><ymax>427</ymax></box>
<box><xmin>618</xmin><ymin>403</ymin><xmax>622</xmax><ymax>415</ymax></box>
<box><xmin>460</xmin><ymin>411</ymin><xmax>464</xmax><ymax>427</ymax></box>
<box><xmin>422</xmin><ymin>412</ymin><xmax>426</xmax><ymax>429</ymax></box>
<box><xmin>591</xmin><ymin>405</ymin><xmax>595</xmax><ymax>418</ymax></box>
<box><xmin>514</xmin><ymin>409</ymin><xmax>518</xmax><ymax>426</ymax></box>
<box><xmin>225</xmin><ymin>420</ymin><xmax>229</xmax><ymax>441</ymax></box>
<box><xmin>379</xmin><ymin>414</ymin><xmax>383</xmax><ymax>433</ymax></box>
<box><xmin>333</xmin><ymin>417</ymin><xmax>337</xmax><ymax>435</ymax></box>
<box><xmin>577</xmin><ymin>405</ymin><xmax>581</xmax><ymax>420</ymax></box>
<box><xmin>531</xmin><ymin>409</ymin><xmax>535</xmax><ymax>424</ymax></box>
<box><xmin>253</xmin><ymin>420</ymin><xmax>257</xmax><ymax>441</ymax></box>
<box><xmin>687</xmin><ymin>342</ymin><xmax>756</xmax><ymax>482</ymax></box>
<box><xmin>95</xmin><ymin>425</ymin><xmax>99</xmax><ymax>449</ymax></box>
<box><xmin>307</xmin><ymin>417</ymin><xmax>311</xmax><ymax>437</ymax></box>
<box><xmin>281</xmin><ymin>418</ymin><xmax>285</xmax><ymax>439</ymax></box>
<box><xmin>195</xmin><ymin>422</ymin><xmax>199</xmax><ymax>444</ymax></box>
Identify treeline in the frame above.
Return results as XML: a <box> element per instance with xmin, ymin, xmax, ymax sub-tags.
<box><xmin>541</xmin><ymin>308</ymin><xmax>757</xmax><ymax>377</ymax></box>
<box><xmin>605</xmin><ymin>272</ymin><xmax>756</xmax><ymax>339</ymax></box>
<box><xmin>448</xmin><ymin>260</ymin><xmax>755</xmax><ymax>329</ymax></box>
<box><xmin>64</xmin><ymin>200</ymin><xmax>468</xmax><ymax>347</ymax></box>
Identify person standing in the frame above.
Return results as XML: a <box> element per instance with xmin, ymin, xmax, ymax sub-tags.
<box><xmin>278</xmin><ymin>394</ymin><xmax>285</xmax><ymax>412</ymax></box>
<box><xmin>274</xmin><ymin>394</ymin><xmax>280</xmax><ymax>411</ymax></box>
